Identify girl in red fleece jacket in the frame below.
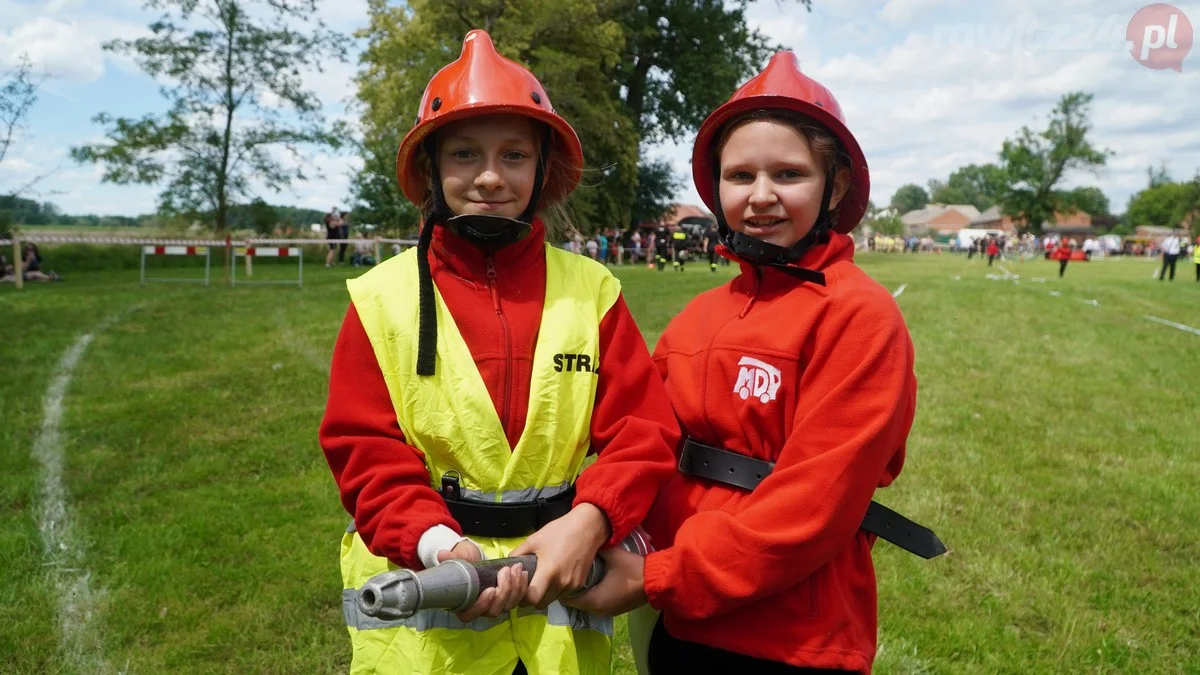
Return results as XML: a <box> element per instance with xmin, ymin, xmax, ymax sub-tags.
<box><xmin>319</xmin><ymin>30</ymin><xmax>679</xmax><ymax>675</ymax></box>
<box><xmin>567</xmin><ymin>52</ymin><xmax>935</xmax><ymax>674</ymax></box>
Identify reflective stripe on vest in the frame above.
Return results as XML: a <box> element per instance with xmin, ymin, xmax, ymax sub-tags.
<box><xmin>341</xmin><ymin>244</ymin><xmax>621</xmax><ymax>675</ymax></box>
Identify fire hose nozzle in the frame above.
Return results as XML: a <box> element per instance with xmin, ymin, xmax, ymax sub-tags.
<box><xmin>356</xmin><ymin>529</ymin><xmax>652</xmax><ymax>619</ymax></box>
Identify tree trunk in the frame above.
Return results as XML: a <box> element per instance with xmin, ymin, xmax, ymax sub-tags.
<box><xmin>623</xmin><ymin>54</ymin><xmax>654</xmax><ymax>136</ymax></box>
<box><xmin>216</xmin><ymin>1</ymin><xmax>239</xmax><ymax>232</ymax></box>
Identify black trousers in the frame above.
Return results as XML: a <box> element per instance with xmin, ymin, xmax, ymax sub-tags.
<box><xmin>647</xmin><ymin>615</ymin><xmax>847</xmax><ymax>675</ymax></box>
<box><xmin>1196</xmin><ymin>262</ymin><xmax>1199</xmax><ymax>281</ymax></box>
<box><xmin>1160</xmin><ymin>254</ymin><xmax>1178</xmax><ymax>280</ymax></box>
<box><xmin>1059</xmin><ymin>259</ymin><xmax>1068</xmax><ymax>277</ymax></box>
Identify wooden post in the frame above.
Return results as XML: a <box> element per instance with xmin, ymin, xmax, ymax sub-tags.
<box><xmin>374</xmin><ymin>239</ymin><xmax>381</xmax><ymax>264</ymax></box>
<box><xmin>246</xmin><ymin>250</ymin><xmax>253</xmax><ymax>278</ymax></box>
<box><xmin>224</xmin><ymin>234</ymin><xmax>232</xmax><ymax>286</ymax></box>
<box><xmin>12</xmin><ymin>236</ymin><xmax>22</xmax><ymax>290</ymax></box>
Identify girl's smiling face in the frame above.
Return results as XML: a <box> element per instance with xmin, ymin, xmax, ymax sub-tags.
<box><xmin>438</xmin><ymin>114</ymin><xmax>541</xmax><ymax>220</ymax></box>
<box><xmin>718</xmin><ymin>119</ymin><xmax>848</xmax><ymax>250</ymax></box>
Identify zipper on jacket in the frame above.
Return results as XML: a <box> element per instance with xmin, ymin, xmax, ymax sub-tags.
<box><xmin>485</xmin><ymin>256</ymin><xmax>513</xmax><ymax>435</ymax></box>
<box><xmin>738</xmin><ymin>269</ymin><xmax>762</xmax><ymax>318</ymax></box>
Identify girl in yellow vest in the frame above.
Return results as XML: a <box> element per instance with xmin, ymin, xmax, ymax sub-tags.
<box><xmin>1193</xmin><ymin>235</ymin><xmax>1200</xmax><ymax>282</ymax></box>
<box><xmin>319</xmin><ymin>30</ymin><xmax>680</xmax><ymax>675</ymax></box>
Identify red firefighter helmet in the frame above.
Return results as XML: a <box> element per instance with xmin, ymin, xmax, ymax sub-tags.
<box><xmin>396</xmin><ymin>30</ymin><xmax>584</xmax><ymax>206</ymax></box>
<box><xmin>691</xmin><ymin>51</ymin><xmax>870</xmax><ymax>234</ymax></box>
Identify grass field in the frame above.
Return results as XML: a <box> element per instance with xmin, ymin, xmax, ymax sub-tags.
<box><xmin>2</xmin><ymin>251</ymin><xmax>1198</xmax><ymax>674</ymax></box>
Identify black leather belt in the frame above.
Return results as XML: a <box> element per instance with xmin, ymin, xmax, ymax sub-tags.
<box><xmin>439</xmin><ymin>474</ymin><xmax>576</xmax><ymax>538</ymax></box>
<box><xmin>678</xmin><ymin>438</ymin><xmax>947</xmax><ymax>559</ymax></box>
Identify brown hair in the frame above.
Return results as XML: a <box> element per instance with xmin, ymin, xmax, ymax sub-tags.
<box><xmin>713</xmin><ymin>109</ymin><xmax>851</xmax><ymax>222</ymax></box>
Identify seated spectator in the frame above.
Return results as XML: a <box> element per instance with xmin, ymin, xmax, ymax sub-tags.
<box><xmin>20</xmin><ymin>243</ymin><xmax>60</xmax><ymax>282</ymax></box>
<box><xmin>351</xmin><ymin>232</ymin><xmax>376</xmax><ymax>267</ymax></box>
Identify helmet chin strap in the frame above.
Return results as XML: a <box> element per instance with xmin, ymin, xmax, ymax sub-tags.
<box><xmin>414</xmin><ymin>130</ymin><xmax>552</xmax><ymax>376</ymax></box>
<box><xmin>710</xmin><ymin>166</ymin><xmax>835</xmax><ymax>285</ymax></box>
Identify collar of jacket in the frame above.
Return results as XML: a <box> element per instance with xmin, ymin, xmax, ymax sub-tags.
<box><xmin>721</xmin><ymin>232</ymin><xmax>855</xmax><ymax>285</ymax></box>
<box><xmin>430</xmin><ymin>217</ymin><xmax>548</xmax><ymax>281</ymax></box>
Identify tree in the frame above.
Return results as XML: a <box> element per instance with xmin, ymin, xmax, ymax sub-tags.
<box><xmin>613</xmin><ymin>0</ymin><xmax>811</xmax><ymax>144</ymax></box>
<box><xmin>1147</xmin><ymin>162</ymin><xmax>1172</xmax><ymax>189</ymax></box>
<box><xmin>1058</xmin><ymin>186</ymin><xmax>1110</xmax><ymax>217</ymax></box>
<box><xmin>998</xmin><ymin>92</ymin><xmax>1112</xmax><ymax>233</ymax></box>
<box><xmin>631</xmin><ymin>158</ymin><xmax>683</xmax><ymax>227</ymax></box>
<box><xmin>350</xmin><ymin>130</ymin><xmax>420</xmax><ymax>238</ymax></box>
<box><xmin>2</xmin><ymin>54</ymin><xmax>57</xmax><ymax>237</ymax></box>
<box><xmin>71</xmin><ymin>0</ymin><xmax>348</xmax><ymax>232</ymax></box>
<box><xmin>246</xmin><ymin>197</ymin><xmax>278</xmax><ymax>235</ymax></box>
<box><xmin>871</xmin><ymin>213</ymin><xmax>905</xmax><ymax>236</ymax></box>
<box><xmin>1126</xmin><ymin>179</ymin><xmax>1200</xmax><ymax>229</ymax></box>
<box><xmin>929</xmin><ymin>163</ymin><xmax>1007</xmax><ymax>211</ymax></box>
<box><xmin>890</xmin><ymin>184</ymin><xmax>928</xmax><ymax>215</ymax></box>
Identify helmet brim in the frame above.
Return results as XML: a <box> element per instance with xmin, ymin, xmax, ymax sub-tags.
<box><xmin>692</xmin><ymin>95</ymin><xmax>870</xmax><ymax>234</ymax></box>
<box><xmin>397</xmin><ymin>103</ymin><xmax>584</xmax><ymax>207</ymax></box>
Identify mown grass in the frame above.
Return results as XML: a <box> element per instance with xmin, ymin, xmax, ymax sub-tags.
<box><xmin>2</xmin><ymin>251</ymin><xmax>1198</xmax><ymax>674</ymax></box>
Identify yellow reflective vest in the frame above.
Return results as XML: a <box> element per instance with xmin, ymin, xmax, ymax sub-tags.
<box><xmin>340</xmin><ymin>245</ymin><xmax>621</xmax><ymax>675</ymax></box>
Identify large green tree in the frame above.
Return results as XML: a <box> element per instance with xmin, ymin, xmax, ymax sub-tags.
<box><xmin>889</xmin><ymin>183</ymin><xmax>928</xmax><ymax>215</ymax></box>
<box><xmin>613</xmin><ymin>0</ymin><xmax>810</xmax><ymax>144</ymax></box>
<box><xmin>929</xmin><ymin>163</ymin><xmax>1007</xmax><ymax>211</ymax></box>
<box><xmin>349</xmin><ymin>131</ymin><xmax>421</xmax><ymax>238</ymax></box>
<box><xmin>998</xmin><ymin>92</ymin><xmax>1111</xmax><ymax>233</ymax></box>
<box><xmin>1058</xmin><ymin>185</ymin><xmax>1110</xmax><ymax>218</ymax></box>
<box><xmin>1126</xmin><ymin>178</ymin><xmax>1200</xmax><ymax>230</ymax></box>
<box><xmin>71</xmin><ymin>0</ymin><xmax>348</xmax><ymax>231</ymax></box>
<box><xmin>631</xmin><ymin>157</ymin><xmax>684</xmax><ymax>226</ymax></box>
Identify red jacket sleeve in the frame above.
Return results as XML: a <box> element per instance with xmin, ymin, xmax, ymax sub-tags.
<box><xmin>573</xmin><ymin>294</ymin><xmax>681</xmax><ymax>548</ymax></box>
<box><xmin>643</xmin><ymin>287</ymin><xmax>916</xmax><ymax>620</ymax></box>
<box><xmin>319</xmin><ymin>305</ymin><xmax>459</xmax><ymax>570</ymax></box>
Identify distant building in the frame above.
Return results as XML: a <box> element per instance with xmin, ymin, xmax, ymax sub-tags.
<box><xmin>639</xmin><ymin>203</ymin><xmax>715</xmax><ymax>232</ymax></box>
<box><xmin>903</xmin><ymin>203</ymin><xmax>1094</xmax><ymax>236</ymax></box>
<box><xmin>899</xmin><ymin>204</ymin><xmax>981</xmax><ymax>236</ymax></box>
<box><xmin>1040</xmin><ymin>211</ymin><xmax>1094</xmax><ymax>237</ymax></box>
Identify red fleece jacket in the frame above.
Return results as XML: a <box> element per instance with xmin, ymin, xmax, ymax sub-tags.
<box><xmin>642</xmin><ymin>233</ymin><xmax>917</xmax><ymax>673</ymax></box>
<box><xmin>319</xmin><ymin>220</ymin><xmax>680</xmax><ymax>570</ymax></box>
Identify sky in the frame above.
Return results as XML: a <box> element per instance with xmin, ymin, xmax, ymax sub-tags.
<box><xmin>2</xmin><ymin>0</ymin><xmax>1198</xmax><ymax>220</ymax></box>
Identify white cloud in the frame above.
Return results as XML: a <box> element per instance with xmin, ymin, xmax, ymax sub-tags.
<box><xmin>880</xmin><ymin>0</ymin><xmax>956</xmax><ymax>25</ymax></box>
<box><xmin>0</xmin><ymin>18</ymin><xmax>106</xmax><ymax>81</ymax></box>
<box><xmin>652</xmin><ymin>1</ymin><xmax>1200</xmax><ymax>214</ymax></box>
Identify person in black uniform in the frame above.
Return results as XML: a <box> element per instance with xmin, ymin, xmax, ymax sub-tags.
<box><xmin>703</xmin><ymin>222</ymin><xmax>720</xmax><ymax>272</ymax></box>
<box><xmin>671</xmin><ymin>228</ymin><xmax>689</xmax><ymax>272</ymax></box>
<box><xmin>654</xmin><ymin>224</ymin><xmax>671</xmax><ymax>271</ymax></box>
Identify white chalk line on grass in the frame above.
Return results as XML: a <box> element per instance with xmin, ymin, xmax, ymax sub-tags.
<box><xmin>892</xmin><ymin>283</ymin><xmax>907</xmax><ymax>298</ymax></box>
<box><xmin>275</xmin><ymin>311</ymin><xmax>332</xmax><ymax>375</ymax></box>
<box><xmin>1144</xmin><ymin>315</ymin><xmax>1200</xmax><ymax>336</ymax></box>
<box><xmin>35</xmin><ymin>312</ymin><xmax>126</xmax><ymax>674</ymax></box>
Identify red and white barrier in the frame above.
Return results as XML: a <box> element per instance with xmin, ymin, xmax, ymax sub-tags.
<box><xmin>140</xmin><ymin>244</ymin><xmax>212</xmax><ymax>286</ymax></box>
<box><xmin>232</xmin><ymin>245</ymin><xmax>303</xmax><ymax>288</ymax></box>
<box><xmin>3</xmin><ymin>234</ymin><xmax>419</xmax><ymax>290</ymax></box>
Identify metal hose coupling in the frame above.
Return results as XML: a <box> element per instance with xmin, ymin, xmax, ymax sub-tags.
<box><xmin>357</xmin><ymin>528</ymin><xmax>653</xmax><ymax>619</ymax></box>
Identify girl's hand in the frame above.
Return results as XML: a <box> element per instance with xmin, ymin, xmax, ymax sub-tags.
<box><xmin>436</xmin><ymin>542</ymin><xmax>528</xmax><ymax>621</ymax></box>
<box><xmin>561</xmin><ymin>545</ymin><xmax>647</xmax><ymax>616</ymax></box>
<box><xmin>511</xmin><ymin>503</ymin><xmax>609</xmax><ymax>609</ymax></box>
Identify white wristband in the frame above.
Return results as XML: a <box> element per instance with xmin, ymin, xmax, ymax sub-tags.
<box><xmin>417</xmin><ymin>524</ymin><xmax>484</xmax><ymax>569</ymax></box>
